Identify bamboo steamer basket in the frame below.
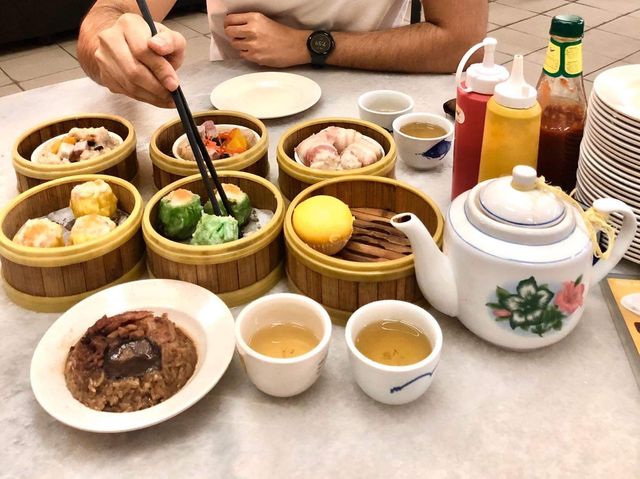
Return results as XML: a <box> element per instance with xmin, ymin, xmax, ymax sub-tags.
<box><xmin>0</xmin><ymin>174</ymin><xmax>145</xmax><ymax>312</ymax></box>
<box><xmin>143</xmin><ymin>171</ymin><xmax>285</xmax><ymax>307</ymax></box>
<box><xmin>276</xmin><ymin>117</ymin><xmax>397</xmax><ymax>201</ymax></box>
<box><xmin>149</xmin><ymin>110</ymin><xmax>269</xmax><ymax>189</ymax></box>
<box><xmin>12</xmin><ymin>114</ymin><xmax>138</xmax><ymax>192</ymax></box>
<box><xmin>284</xmin><ymin>175</ymin><xmax>444</xmax><ymax>324</ymax></box>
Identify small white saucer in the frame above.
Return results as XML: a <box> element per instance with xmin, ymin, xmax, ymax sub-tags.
<box><xmin>30</xmin><ymin>279</ymin><xmax>235</xmax><ymax>433</ymax></box>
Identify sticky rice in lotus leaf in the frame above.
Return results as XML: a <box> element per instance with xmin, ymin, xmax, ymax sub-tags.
<box><xmin>204</xmin><ymin>183</ymin><xmax>252</xmax><ymax>226</ymax></box>
<box><xmin>13</xmin><ymin>218</ymin><xmax>65</xmax><ymax>248</ymax></box>
<box><xmin>158</xmin><ymin>188</ymin><xmax>203</xmax><ymax>240</ymax></box>
<box><xmin>191</xmin><ymin>214</ymin><xmax>238</xmax><ymax>245</ymax></box>
<box><xmin>70</xmin><ymin>179</ymin><xmax>118</xmax><ymax>218</ymax></box>
<box><xmin>70</xmin><ymin>214</ymin><xmax>116</xmax><ymax>245</ymax></box>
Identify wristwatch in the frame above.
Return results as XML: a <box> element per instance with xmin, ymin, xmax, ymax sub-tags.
<box><xmin>307</xmin><ymin>30</ymin><xmax>335</xmax><ymax>68</ymax></box>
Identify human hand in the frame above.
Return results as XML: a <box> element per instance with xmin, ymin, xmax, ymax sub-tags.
<box><xmin>94</xmin><ymin>13</ymin><xmax>186</xmax><ymax>108</ymax></box>
<box><xmin>224</xmin><ymin>12</ymin><xmax>310</xmax><ymax>67</ymax></box>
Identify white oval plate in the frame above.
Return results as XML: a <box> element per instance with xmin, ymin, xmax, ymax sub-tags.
<box><xmin>593</xmin><ymin>64</ymin><xmax>640</xmax><ymax>122</ymax></box>
<box><xmin>171</xmin><ymin>124</ymin><xmax>260</xmax><ymax>161</ymax></box>
<box><xmin>210</xmin><ymin>72</ymin><xmax>321</xmax><ymax>120</ymax></box>
<box><xmin>30</xmin><ymin>279</ymin><xmax>235</xmax><ymax>433</ymax></box>
<box><xmin>31</xmin><ymin>131</ymin><xmax>124</xmax><ymax>163</ymax></box>
<box><xmin>293</xmin><ymin>134</ymin><xmax>385</xmax><ymax>167</ymax></box>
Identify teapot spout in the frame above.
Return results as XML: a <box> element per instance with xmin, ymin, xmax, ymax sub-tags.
<box><xmin>391</xmin><ymin>213</ymin><xmax>458</xmax><ymax>317</ymax></box>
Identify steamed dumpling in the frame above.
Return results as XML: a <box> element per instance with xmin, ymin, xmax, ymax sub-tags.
<box><xmin>70</xmin><ymin>179</ymin><xmax>118</xmax><ymax>218</ymax></box>
<box><xmin>158</xmin><ymin>188</ymin><xmax>203</xmax><ymax>240</ymax></box>
<box><xmin>13</xmin><ymin>218</ymin><xmax>65</xmax><ymax>248</ymax></box>
<box><xmin>69</xmin><ymin>214</ymin><xmax>116</xmax><ymax>245</ymax></box>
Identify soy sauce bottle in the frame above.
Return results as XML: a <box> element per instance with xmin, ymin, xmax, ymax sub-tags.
<box><xmin>536</xmin><ymin>15</ymin><xmax>587</xmax><ymax>193</ymax></box>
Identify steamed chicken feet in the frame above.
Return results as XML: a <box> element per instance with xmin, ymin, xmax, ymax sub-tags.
<box><xmin>294</xmin><ymin>126</ymin><xmax>383</xmax><ymax>171</ymax></box>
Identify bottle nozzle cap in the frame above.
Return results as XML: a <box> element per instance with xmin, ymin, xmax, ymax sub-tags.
<box><xmin>461</xmin><ymin>37</ymin><xmax>509</xmax><ymax>94</ymax></box>
<box><xmin>493</xmin><ymin>54</ymin><xmax>538</xmax><ymax>109</ymax></box>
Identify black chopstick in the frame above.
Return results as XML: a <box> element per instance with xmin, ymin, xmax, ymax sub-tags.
<box><xmin>135</xmin><ymin>0</ymin><xmax>235</xmax><ymax>220</ymax></box>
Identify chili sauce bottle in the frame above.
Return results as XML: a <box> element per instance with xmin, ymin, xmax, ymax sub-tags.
<box><xmin>477</xmin><ymin>54</ymin><xmax>542</xmax><ymax>182</ymax></box>
<box><xmin>536</xmin><ymin>15</ymin><xmax>587</xmax><ymax>193</ymax></box>
<box><xmin>451</xmin><ymin>38</ymin><xmax>509</xmax><ymax>199</ymax></box>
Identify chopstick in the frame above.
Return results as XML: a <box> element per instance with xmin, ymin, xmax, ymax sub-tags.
<box><xmin>135</xmin><ymin>0</ymin><xmax>234</xmax><ymax>220</ymax></box>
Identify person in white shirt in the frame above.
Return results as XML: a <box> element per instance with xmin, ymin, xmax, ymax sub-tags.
<box><xmin>78</xmin><ymin>0</ymin><xmax>487</xmax><ymax>107</ymax></box>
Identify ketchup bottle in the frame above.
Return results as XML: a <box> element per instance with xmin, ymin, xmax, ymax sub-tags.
<box><xmin>451</xmin><ymin>38</ymin><xmax>509</xmax><ymax>199</ymax></box>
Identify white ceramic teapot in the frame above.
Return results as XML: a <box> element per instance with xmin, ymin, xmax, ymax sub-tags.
<box><xmin>391</xmin><ymin>166</ymin><xmax>637</xmax><ymax>350</ymax></box>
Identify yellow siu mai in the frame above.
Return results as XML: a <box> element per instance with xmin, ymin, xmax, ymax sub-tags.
<box><xmin>70</xmin><ymin>179</ymin><xmax>118</xmax><ymax>218</ymax></box>
<box><xmin>13</xmin><ymin>218</ymin><xmax>65</xmax><ymax>248</ymax></box>
<box><xmin>70</xmin><ymin>214</ymin><xmax>116</xmax><ymax>245</ymax></box>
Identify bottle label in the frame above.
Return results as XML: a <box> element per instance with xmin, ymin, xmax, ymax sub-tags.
<box><xmin>455</xmin><ymin>104</ymin><xmax>465</xmax><ymax>124</ymax></box>
<box><xmin>543</xmin><ymin>38</ymin><xmax>582</xmax><ymax>78</ymax></box>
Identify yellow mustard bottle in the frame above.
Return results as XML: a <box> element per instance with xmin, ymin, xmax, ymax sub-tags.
<box><xmin>478</xmin><ymin>54</ymin><xmax>541</xmax><ymax>182</ymax></box>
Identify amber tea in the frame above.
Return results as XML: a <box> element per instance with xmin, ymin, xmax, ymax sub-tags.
<box><xmin>249</xmin><ymin>322</ymin><xmax>319</xmax><ymax>359</ymax></box>
<box><xmin>400</xmin><ymin>122</ymin><xmax>447</xmax><ymax>139</ymax></box>
<box><xmin>355</xmin><ymin>319</ymin><xmax>431</xmax><ymax>366</ymax></box>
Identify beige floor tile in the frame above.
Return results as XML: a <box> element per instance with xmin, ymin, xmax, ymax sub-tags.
<box><xmin>488</xmin><ymin>22</ymin><xmax>501</xmax><ymax>31</ymax></box>
<box><xmin>183</xmin><ymin>36</ymin><xmax>211</xmax><ymax>66</ymax></box>
<box><xmin>494</xmin><ymin>51</ymin><xmax>514</xmax><ymax>65</ymax></box>
<box><xmin>625</xmin><ymin>50</ymin><xmax>640</xmax><ymax>63</ymax></box>
<box><xmin>0</xmin><ymin>44</ymin><xmax>59</xmax><ymax>62</ymax></box>
<box><xmin>491</xmin><ymin>28</ymin><xmax>549</xmax><ymax>55</ymax></box>
<box><xmin>584</xmin><ymin>29</ymin><xmax>640</xmax><ymax>60</ymax></box>
<box><xmin>584</xmin><ymin>79</ymin><xmax>593</xmax><ymax>96</ymax></box>
<box><xmin>629</xmin><ymin>10</ymin><xmax>640</xmax><ymax>18</ymax></box>
<box><xmin>0</xmin><ymin>83</ymin><xmax>22</xmax><ymax>97</ymax></box>
<box><xmin>0</xmin><ymin>46</ymin><xmax>78</xmax><ymax>82</ymax></box>
<box><xmin>173</xmin><ymin>12</ymin><xmax>210</xmax><ymax>35</ymax></box>
<box><xmin>544</xmin><ymin>3</ymin><xmax>618</xmax><ymax>29</ymax></box>
<box><xmin>598</xmin><ymin>16</ymin><xmax>640</xmax><ymax>40</ymax></box>
<box><xmin>509</xmin><ymin>15</ymin><xmax>553</xmax><ymax>38</ymax></box>
<box><xmin>577</xmin><ymin>0</ymin><xmax>640</xmax><ymax>14</ymax></box>
<box><xmin>489</xmin><ymin>3</ymin><xmax>536</xmax><ymax>25</ymax></box>
<box><xmin>163</xmin><ymin>19</ymin><xmax>204</xmax><ymax>40</ymax></box>
<box><xmin>59</xmin><ymin>39</ymin><xmax>78</xmax><ymax>59</ymax></box>
<box><xmin>502</xmin><ymin>58</ymin><xmax>542</xmax><ymax>85</ymax></box>
<box><xmin>496</xmin><ymin>0</ymin><xmax>568</xmax><ymax>13</ymax></box>
<box><xmin>585</xmin><ymin>60</ymin><xmax>632</xmax><ymax>81</ymax></box>
<box><xmin>0</xmin><ymin>69</ymin><xmax>11</xmax><ymax>86</ymax></box>
<box><xmin>19</xmin><ymin>67</ymin><xmax>86</xmax><ymax>90</ymax></box>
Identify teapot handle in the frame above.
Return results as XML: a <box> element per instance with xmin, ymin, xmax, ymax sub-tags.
<box><xmin>591</xmin><ymin>198</ymin><xmax>638</xmax><ymax>284</ymax></box>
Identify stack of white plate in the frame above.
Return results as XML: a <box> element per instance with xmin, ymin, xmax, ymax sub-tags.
<box><xmin>575</xmin><ymin>64</ymin><xmax>640</xmax><ymax>264</ymax></box>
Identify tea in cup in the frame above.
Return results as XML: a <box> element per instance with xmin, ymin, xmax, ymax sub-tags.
<box><xmin>345</xmin><ymin>300</ymin><xmax>442</xmax><ymax>405</ymax></box>
<box><xmin>393</xmin><ymin>113</ymin><xmax>453</xmax><ymax>170</ymax></box>
<box><xmin>358</xmin><ymin>90</ymin><xmax>414</xmax><ymax>130</ymax></box>
<box><xmin>235</xmin><ymin>293</ymin><xmax>332</xmax><ymax>397</ymax></box>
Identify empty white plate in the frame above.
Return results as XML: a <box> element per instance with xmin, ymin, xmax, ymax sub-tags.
<box><xmin>210</xmin><ymin>72</ymin><xmax>321</xmax><ymax>120</ymax></box>
<box><xmin>30</xmin><ymin>279</ymin><xmax>235</xmax><ymax>433</ymax></box>
<box><xmin>593</xmin><ymin>65</ymin><xmax>640</xmax><ymax>122</ymax></box>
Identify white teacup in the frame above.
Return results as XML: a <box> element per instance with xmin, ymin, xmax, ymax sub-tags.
<box><xmin>358</xmin><ymin>90</ymin><xmax>414</xmax><ymax>130</ymax></box>
<box><xmin>345</xmin><ymin>300</ymin><xmax>442</xmax><ymax>405</ymax></box>
<box><xmin>235</xmin><ymin>293</ymin><xmax>332</xmax><ymax>398</ymax></box>
<box><xmin>392</xmin><ymin>113</ymin><xmax>453</xmax><ymax>170</ymax></box>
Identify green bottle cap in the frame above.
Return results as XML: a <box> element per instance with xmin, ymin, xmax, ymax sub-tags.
<box><xmin>549</xmin><ymin>15</ymin><xmax>584</xmax><ymax>38</ymax></box>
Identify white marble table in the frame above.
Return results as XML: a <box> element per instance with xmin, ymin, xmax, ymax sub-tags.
<box><xmin>0</xmin><ymin>60</ymin><xmax>638</xmax><ymax>479</ymax></box>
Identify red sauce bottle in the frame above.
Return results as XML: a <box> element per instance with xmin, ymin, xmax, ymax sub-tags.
<box><xmin>536</xmin><ymin>15</ymin><xmax>587</xmax><ymax>193</ymax></box>
<box><xmin>452</xmin><ymin>38</ymin><xmax>509</xmax><ymax>199</ymax></box>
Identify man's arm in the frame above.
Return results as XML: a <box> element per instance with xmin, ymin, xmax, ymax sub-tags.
<box><xmin>224</xmin><ymin>0</ymin><xmax>487</xmax><ymax>73</ymax></box>
<box><xmin>78</xmin><ymin>0</ymin><xmax>185</xmax><ymax>107</ymax></box>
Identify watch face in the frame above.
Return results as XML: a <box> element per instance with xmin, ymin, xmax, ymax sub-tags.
<box><xmin>310</xmin><ymin>33</ymin><xmax>332</xmax><ymax>55</ymax></box>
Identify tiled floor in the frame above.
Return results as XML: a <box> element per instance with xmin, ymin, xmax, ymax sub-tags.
<box><xmin>0</xmin><ymin>0</ymin><xmax>638</xmax><ymax>98</ymax></box>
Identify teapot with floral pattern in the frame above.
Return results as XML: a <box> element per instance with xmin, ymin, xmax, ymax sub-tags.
<box><xmin>391</xmin><ymin>165</ymin><xmax>637</xmax><ymax>350</ymax></box>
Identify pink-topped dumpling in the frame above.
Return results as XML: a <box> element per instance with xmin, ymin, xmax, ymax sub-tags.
<box><xmin>294</xmin><ymin>126</ymin><xmax>383</xmax><ymax>171</ymax></box>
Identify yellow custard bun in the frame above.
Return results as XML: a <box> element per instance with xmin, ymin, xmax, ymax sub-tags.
<box><xmin>13</xmin><ymin>218</ymin><xmax>64</xmax><ymax>248</ymax></box>
<box><xmin>292</xmin><ymin>195</ymin><xmax>353</xmax><ymax>255</ymax></box>
<box><xmin>70</xmin><ymin>214</ymin><xmax>116</xmax><ymax>245</ymax></box>
<box><xmin>70</xmin><ymin>179</ymin><xmax>118</xmax><ymax>218</ymax></box>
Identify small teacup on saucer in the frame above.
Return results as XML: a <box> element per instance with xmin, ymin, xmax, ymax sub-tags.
<box><xmin>345</xmin><ymin>300</ymin><xmax>442</xmax><ymax>405</ymax></box>
<box><xmin>235</xmin><ymin>293</ymin><xmax>331</xmax><ymax>397</ymax></box>
<box><xmin>358</xmin><ymin>90</ymin><xmax>414</xmax><ymax>131</ymax></box>
<box><xmin>393</xmin><ymin>113</ymin><xmax>453</xmax><ymax>170</ymax></box>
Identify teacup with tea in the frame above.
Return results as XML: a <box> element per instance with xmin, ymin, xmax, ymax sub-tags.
<box><xmin>345</xmin><ymin>300</ymin><xmax>442</xmax><ymax>405</ymax></box>
<box><xmin>393</xmin><ymin>112</ymin><xmax>454</xmax><ymax>170</ymax></box>
<box><xmin>235</xmin><ymin>293</ymin><xmax>332</xmax><ymax>397</ymax></box>
<box><xmin>358</xmin><ymin>90</ymin><xmax>414</xmax><ymax>130</ymax></box>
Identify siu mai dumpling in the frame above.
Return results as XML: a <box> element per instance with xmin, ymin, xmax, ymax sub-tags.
<box><xmin>13</xmin><ymin>218</ymin><xmax>65</xmax><ymax>248</ymax></box>
<box><xmin>70</xmin><ymin>179</ymin><xmax>118</xmax><ymax>218</ymax></box>
<box><xmin>69</xmin><ymin>214</ymin><xmax>116</xmax><ymax>245</ymax></box>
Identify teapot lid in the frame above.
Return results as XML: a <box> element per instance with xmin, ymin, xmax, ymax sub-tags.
<box><xmin>466</xmin><ymin>166</ymin><xmax>576</xmax><ymax>245</ymax></box>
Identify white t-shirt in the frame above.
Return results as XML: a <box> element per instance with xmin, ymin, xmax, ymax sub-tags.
<box><xmin>206</xmin><ymin>0</ymin><xmax>412</xmax><ymax>60</ymax></box>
